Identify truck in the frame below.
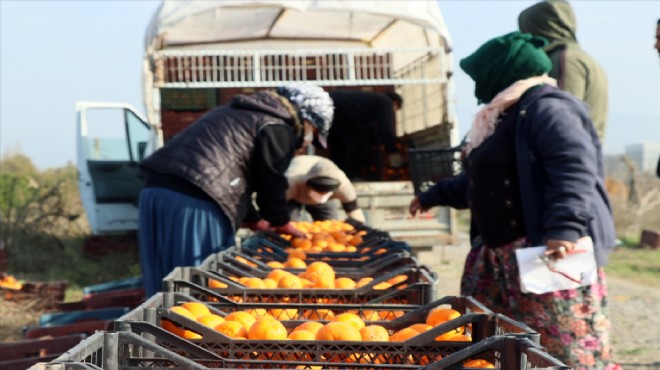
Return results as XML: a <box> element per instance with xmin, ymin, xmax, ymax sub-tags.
<box><xmin>76</xmin><ymin>0</ymin><xmax>460</xmax><ymax>253</ymax></box>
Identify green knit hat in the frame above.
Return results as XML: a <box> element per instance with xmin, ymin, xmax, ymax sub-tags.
<box><xmin>460</xmin><ymin>31</ymin><xmax>552</xmax><ymax>104</ymax></box>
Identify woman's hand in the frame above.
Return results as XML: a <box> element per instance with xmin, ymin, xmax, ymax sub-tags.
<box><xmin>408</xmin><ymin>196</ymin><xmax>428</xmax><ymax>217</ymax></box>
<box><xmin>241</xmin><ymin>219</ymin><xmax>272</xmax><ymax>231</ymax></box>
<box><xmin>346</xmin><ymin>209</ymin><xmax>366</xmax><ymax>223</ymax></box>
<box><xmin>275</xmin><ymin>222</ymin><xmax>306</xmax><ymax>238</ymax></box>
<box><xmin>545</xmin><ymin>239</ymin><xmax>578</xmax><ymax>259</ymax></box>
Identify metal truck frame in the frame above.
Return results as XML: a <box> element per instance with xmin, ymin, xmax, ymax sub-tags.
<box><xmin>76</xmin><ymin>0</ymin><xmax>460</xmax><ymax>251</ymax></box>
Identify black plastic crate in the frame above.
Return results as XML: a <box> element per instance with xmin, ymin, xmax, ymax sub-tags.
<box><xmin>251</xmin><ymin>229</ymin><xmax>398</xmax><ymax>250</ymax></box>
<box><xmin>253</xmin><ymin>221</ymin><xmax>391</xmax><ymax>248</ymax></box>
<box><xmin>118</xmin><ymin>292</ymin><xmax>494</xmax><ymax>326</ymax></box>
<box><xmin>38</xmin><ymin>331</ymin><xmax>413</xmax><ymax>370</ymax></box>
<box><xmin>239</xmin><ymin>236</ymin><xmax>411</xmax><ymax>264</ymax></box>
<box><xmin>200</xmin><ymin>248</ymin><xmax>419</xmax><ymax>279</ymax></box>
<box><xmin>29</xmin><ymin>363</ymin><xmax>103</xmax><ymax>370</ymax></box>
<box><xmin>248</xmin><ymin>229</ymin><xmax>393</xmax><ymax>254</ymax></box>
<box><xmin>162</xmin><ymin>264</ymin><xmax>438</xmax><ymax>305</ymax></box>
<box><xmin>422</xmin><ymin>336</ymin><xmax>570</xmax><ymax>370</ymax></box>
<box><xmin>34</xmin><ymin>334</ymin><xmax>566</xmax><ymax>370</ymax></box>
<box><xmin>33</xmin><ymin>331</ymin><xmax>210</xmax><ymax>370</ymax></box>
<box><xmin>113</xmin><ymin>293</ymin><xmax>538</xmax><ymax>367</ymax></box>
<box><xmin>407</xmin><ymin>147</ymin><xmax>463</xmax><ymax>195</ymax></box>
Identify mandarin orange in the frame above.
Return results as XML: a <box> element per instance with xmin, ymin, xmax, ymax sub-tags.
<box><xmin>316</xmin><ymin>322</ymin><xmax>362</xmax><ymax>341</ymax></box>
<box><xmin>225</xmin><ymin>311</ymin><xmax>257</xmax><ymax>331</ymax></box>
<box><xmin>331</xmin><ymin>313</ymin><xmax>365</xmax><ymax>331</ymax></box>
<box><xmin>426</xmin><ymin>308</ymin><xmax>461</xmax><ymax>327</ymax></box>
<box><xmin>247</xmin><ymin>317</ymin><xmax>288</xmax><ymax>340</ymax></box>
<box><xmin>359</xmin><ymin>325</ymin><xmax>389</xmax><ymax>341</ymax></box>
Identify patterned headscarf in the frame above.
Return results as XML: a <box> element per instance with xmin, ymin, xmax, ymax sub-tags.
<box><xmin>460</xmin><ymin>31</ymin><xmax>552</xmax><ymax>104</ymax></box>
<box><xmin>276</xmin><ymin>83</ymin><xmax>334</xmax><ymax>147</ymax></box>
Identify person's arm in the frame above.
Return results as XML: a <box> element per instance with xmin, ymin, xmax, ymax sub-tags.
<box><xmin>410</xmin><ymin>173</ymin><xmax>469</xmax><ymax>216</ymax></box>
<box><xmin>322</xmin><ymin>160</ymin><xmax>366</xmax><ymax>222</ymax></box>
<box><xmin>372</xmin><ymin>95</ymin><xmax>398</xmax><ymax>154</ymax></box>
<box><xmin>252</xmin><ymin>124</ymin><xmax>297</xmax><ymax>227</ymax></box>
<box><xmin>240</xmin><ymin>202</ymin><xmax>273</xmax><ymax>231</ymax></box>
<box><xmin>528</xmin><ymin>98</ymin><xmax>598</xmax><ymax>244</ymax></box>
<box><xmin>420</xmin><ymin>173</ymin><xmax>470</xmax><ymax>209</ymax></box>
<box><xmin>243</xmin><ymin>201</ymin><xmax>261</xmax><ymax>223</ymax></box>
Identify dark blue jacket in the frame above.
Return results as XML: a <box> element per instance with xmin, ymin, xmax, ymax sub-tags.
<box><xmin>419</xmin><ymin>85</ymin><xmax>616</xmax><ymax>266</ymax></box>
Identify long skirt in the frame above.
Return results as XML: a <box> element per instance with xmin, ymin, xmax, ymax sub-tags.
<box><xmin>138</xmin><ymin>187</ymin><xmax>234</xmax><ymax>297</ymax></box>
<box><xmin>460</xmin><ymin>239</ymin><xmax>621</xmax><ymax>370</ymax></box>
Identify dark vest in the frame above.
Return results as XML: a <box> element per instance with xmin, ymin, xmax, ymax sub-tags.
<box><xmin>141</xmin><ymin>92</ymin><xmax>294</xmax><ymax>229</ymax></box>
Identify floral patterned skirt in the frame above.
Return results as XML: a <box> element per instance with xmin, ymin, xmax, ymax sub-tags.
<box><xmin>460</xmin><ymin>238</ymin><xmax>621</xmax><ymax>370</ymax></box>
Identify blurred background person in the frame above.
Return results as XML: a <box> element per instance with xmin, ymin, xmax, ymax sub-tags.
<box><xmin>284</xmin><ymin>155</ymin><xmax>366</xmax><ymax>223</ymax></box>
<box><xmin>655</xmin><ymin>18</ymin><xmax>660</xmax><ymax>177</ymax></box>
<box><xmin>654</xmin><ymin>18</ymin><xmax>660</xmax><ymax>58</ymax></box>
<box><xmin>409</xmin><ymin>31</ymin><xmax>619</xmax><ymax>369</ymax></box>
<box><xmin>519</xmin><ymin>0</ymin><xmax>609</xmax><ymax>140</ymax></box>
<box><xmin>138</xmin><ymin>83</ymin><xmax>334</xmax><ymax>296</ymax></box>
<box><xmin>243</xmin><ymin>154</ymin><xmax>366</xmax><ymax>229</ymax></box>
<box><xmin>326</xmin><ymin>90</ymin><xmax>404</xmax><ymax>180</ymax></box>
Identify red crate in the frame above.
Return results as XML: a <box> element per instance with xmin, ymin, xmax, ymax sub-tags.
<box><xmin>55</xmin><ymin>288</ymin><xmax>145</xmax><ymax>312</ymax></box>
<box><xmin>641</xmin><ymin>229</ymin><xmax>660</xmax><ymax>249</ymax></box>
<box><xmin>0</xmin><ymin>334</ymin><xmax>85</xmax><ymax>370</ymax></box>
<box><xmin>23</xmin><ymin>320</ymin><xmax>111</xmax><ymax>340</ymax></box>
<box><xmin>1</xmin><ymin>281</ymin><xmax>67</xmax><ymax>310</ymax></box>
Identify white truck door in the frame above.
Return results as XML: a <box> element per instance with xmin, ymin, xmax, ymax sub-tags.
<box><xmin>76</xmin><ymin>102</ymin><xmax>155</xmax><ymax>235</ymax></box>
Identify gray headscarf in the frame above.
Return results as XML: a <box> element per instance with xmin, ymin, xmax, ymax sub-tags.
<box><xmin>276</xmin><ymin>83</ymin><xmax>334</xmax><ymax>146</ymax></box>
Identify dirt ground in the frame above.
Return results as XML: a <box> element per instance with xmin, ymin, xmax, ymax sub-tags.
<box><xmin>417</xmin><ymin>238</ymin><xmax>660</xmax><ymax>370</ymax></box>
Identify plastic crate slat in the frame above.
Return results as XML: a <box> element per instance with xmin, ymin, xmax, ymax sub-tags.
<box><xmin>163</xmin><ymin>266</ymin><xmax>437</xmax><ymax>305</ymax></box>
<box><xmin>49</xmin><ymin>331</ymin><xmax>209</xmax><ymax>369</ymax></box>
<box><xmin>203</xmin><ymin>248</ymin><xmax>418</xmax><ymax>277</ymax></box>
<box><xmin>111</xmin><ymin>293</ymin><xmax>538</xmax><ymax>367</ymax></box>
<box><xmin>422</xmin><ymin>336</ymin><xmax>571</xmax><ymax>370</ymax></box>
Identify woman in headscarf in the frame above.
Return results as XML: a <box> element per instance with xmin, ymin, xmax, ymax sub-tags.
<box><xmin>409</xmin><ymin>32</ymin><xmax>620</xmax><ymax>369</ymax></box>
<box><xmin>138</xmin><ymin>83</ymin><xmax>334</xmax><ymax>297</ymax></box>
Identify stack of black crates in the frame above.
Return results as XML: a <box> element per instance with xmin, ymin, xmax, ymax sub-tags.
<box><xmin>30</xmin><ymin>220</ymin><xmax>570</xmax><ymax>370</ymax></box>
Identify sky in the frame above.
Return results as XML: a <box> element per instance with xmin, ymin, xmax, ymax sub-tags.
<box><xmin>1</xmin><ymin>0</ymin><xmax>659</xmax><ymax>170</ymax></box>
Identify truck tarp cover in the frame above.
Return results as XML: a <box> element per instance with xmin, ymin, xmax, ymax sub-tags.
<box><xmin>144</xmin><ymin>0</ymin><xmax>452</xmax><ymax>49</ymax></box>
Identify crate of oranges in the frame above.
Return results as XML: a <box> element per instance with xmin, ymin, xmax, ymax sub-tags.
<box><xmin>240</xmin><ymin>234</ymin><xmax>411</xmax><ymax>263</ymax></box>
<box><xmin>200</xmin><ymin>248</ymin><xmax>420</xmax><ymax>279</ymax></box>
<box><xmin>45</xmin><ymin>331</ymin><xmax>566</xmax><ymax>369</ymax></box>
<box><xmin>121</xmin><ymin>292</ymin><xmax>492</xmax><ymax>325</ymax></box>
<box><xmin>113</xmin><ymin>292</ymin><xmax>538</xmax><ymax>368</ymax></box>
<box><xmin>162</xmin><ymin>261</ymin><xmax>438</xmax><ymax>305</ymax></box>
<box><xmin>252</xmin><ymin>220</ymin><xmax>394</xmax><ymax>251</ymax></box>
<box><xmin>424</xmin><ymin>336</ymin><xmax>571</xmax><ymax>370</ymax></box>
